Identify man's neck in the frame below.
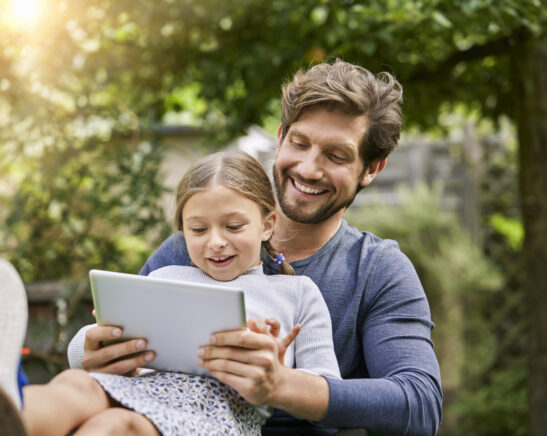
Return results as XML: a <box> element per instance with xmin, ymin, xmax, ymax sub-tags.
<box><xmin>271</xmin><ymin>207</ymin><xmax>344</xmax><ymax>263</ymax></box>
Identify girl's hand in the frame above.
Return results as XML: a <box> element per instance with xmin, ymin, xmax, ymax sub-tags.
<box><xmin>248</xmin><ymin>318</ymin><xmax>301</xmax><ymax>364</ymax></box>
<box><xmin>82</xmin><ymin>324</ymin><xmax>155</xmax><ymax>375</ymax></box>
<box><xmin>197</xmin><ymin>317</ymin><xmax>301</xmax><ymax>406</ymax></box>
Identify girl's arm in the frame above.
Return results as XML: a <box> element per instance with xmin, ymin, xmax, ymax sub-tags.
<box><xmin>291</xmin><ymin>276</ymin><xmax>340</xmax><ymax>379</ymax></box>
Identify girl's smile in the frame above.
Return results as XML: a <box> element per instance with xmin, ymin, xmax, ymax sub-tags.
<box><xmin>207</xmin><ymin>255</ymin><xmax>235</xmax><ymax>267</ymax></box>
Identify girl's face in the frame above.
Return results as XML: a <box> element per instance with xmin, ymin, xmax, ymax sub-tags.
<box><xmin>181</xmin><ymin>184</ymin><xmax>275</xmax><ymax>281</ymax></box>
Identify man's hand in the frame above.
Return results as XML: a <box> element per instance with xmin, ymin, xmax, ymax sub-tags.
<box><xmin>82</xmin><ymin>324</ymin><xmax>155</xmax><ymax>375</ymax></box>
<box><xmin>196</xmin><ymin>317</ymin><xmax>300</xmax><ymax>406</ymax></box>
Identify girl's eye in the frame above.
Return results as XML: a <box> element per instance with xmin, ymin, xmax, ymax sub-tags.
<box><xmin>227</xmin><ymin>224</ymin><xmax>243</xmax><ymax>231</ymax></box>
<box><xmin>191</xmin><ymin>227</ymin><xmax>206</xmax><ymax>234</ymax></box>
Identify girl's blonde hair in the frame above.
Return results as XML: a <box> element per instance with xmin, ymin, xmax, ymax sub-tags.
<box><xmin>174</xmin><ymin>150</ymin><xmax>294</xmax><ymax>275</ymax></box>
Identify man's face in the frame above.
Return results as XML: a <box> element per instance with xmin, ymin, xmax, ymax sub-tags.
<box><xmin>274</xmin><ymin>106</ymin><xmax>375</xmax><ymax>224</ymax></box>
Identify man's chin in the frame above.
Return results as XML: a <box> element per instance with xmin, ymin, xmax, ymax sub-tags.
<box><xmin>279</xmin><ymin>203</ymin><xmax>332</xmax><ymax>225</ymax></box>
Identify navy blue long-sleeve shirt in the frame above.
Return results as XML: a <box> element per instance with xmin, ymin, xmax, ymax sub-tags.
<box><xmin>140</xmin><ymin>219</ymin><xmax>442</xmax><ymax>435</ymax></box>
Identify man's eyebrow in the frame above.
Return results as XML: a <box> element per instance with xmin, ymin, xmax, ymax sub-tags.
<box><xmin>289</xmin><ymin>128</ymin><xmax>357</xmax><ymax>153</ymax></box>
<box><xmin>287</xmin><ymin>128</ymin><xmax>308</xmax><ymax>140</ymax></box>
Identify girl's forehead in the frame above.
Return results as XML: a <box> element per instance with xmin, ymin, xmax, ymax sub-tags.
<box><xmin>191</xmin><ymin>183</ymin><xmax>244</xmax><ymax>199</ymax></box>
<box><xmin>183</xmin><ymin>184</ymin><xmax>260</xmax><ymax>213</ymax></box>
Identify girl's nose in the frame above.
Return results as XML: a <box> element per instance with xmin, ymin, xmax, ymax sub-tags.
<box><xmin>207</xmin><ymin>230</ymin><xmax>227</xmax><ymax>250</ymax></box>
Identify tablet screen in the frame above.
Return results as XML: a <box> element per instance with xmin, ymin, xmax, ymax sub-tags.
<box><xmin>89</xmin><ymin>269</ymin><xmax>246</xmax><ymax>375</ymax></box>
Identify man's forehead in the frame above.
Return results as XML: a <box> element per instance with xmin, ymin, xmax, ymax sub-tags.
<box><xmin>287</xmin><ymin>111</ymin><xmax>367</xmax><ymax>147</ymax></box>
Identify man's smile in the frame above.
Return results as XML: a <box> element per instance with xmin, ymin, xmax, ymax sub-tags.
<box><xmin>290</xmin><ymin>177</ymin><xmax>329</xmax><ymax>196</ymax></box>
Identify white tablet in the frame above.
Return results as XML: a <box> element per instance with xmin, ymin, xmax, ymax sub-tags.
<box><xmin>89</xmin><ymin>269</ymin><xmax>246</xmax><ymax>375</ymax></box>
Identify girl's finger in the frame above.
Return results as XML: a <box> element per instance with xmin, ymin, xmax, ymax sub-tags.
<box><xmin>279</xmin><ymin>324</ymin><xmax>301</xmax><ymax>352</ymax></box>
<box><xmin>265</xmin><ymin>318</ymin><xmax>281</xmax><ymax>338</ymax></box>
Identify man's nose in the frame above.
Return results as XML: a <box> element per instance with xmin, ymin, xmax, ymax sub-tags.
<box><xmin>297</xmin><ymin>149</ymin><xmax>323</xmax><ymax>180</ymax></box>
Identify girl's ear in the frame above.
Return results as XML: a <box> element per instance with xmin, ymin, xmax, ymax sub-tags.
<box><xmin>262</xmin><ymin>211</ymin><xmax>276</xmax><ymax>241</ymax></box>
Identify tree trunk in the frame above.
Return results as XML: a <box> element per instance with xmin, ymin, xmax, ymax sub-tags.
<box><xmin>511</xmin><ymin>31</ymin><xmax>547</xmax><ymax>436</ymax></box>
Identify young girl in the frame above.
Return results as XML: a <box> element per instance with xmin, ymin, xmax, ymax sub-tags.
<box><xmin>5</xmin><ymin>150</ymin><xmax>340</xmax><ymax>436</ymax></box>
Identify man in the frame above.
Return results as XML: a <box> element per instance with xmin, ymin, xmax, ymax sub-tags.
<box><xmin>68</xmin><ymin>60</ymin><xmax>442</xmax><ymax>435</ymax></box>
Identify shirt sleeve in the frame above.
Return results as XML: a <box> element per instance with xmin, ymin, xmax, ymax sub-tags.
<box><xmin>293</xmin><ymin>277</ymin><xmax>341</xmax><ymax>380</ymax></box>
<box><xmin>67</xmin><ymin>324</ymin><xmax>95</xmax><ymax>369</ymax></box>
<box><xmin>318</xmin><ymin>245</ymin><xmax>442</xmax><ymax>436</ymax></box>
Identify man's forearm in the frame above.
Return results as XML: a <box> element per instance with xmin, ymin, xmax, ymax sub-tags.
<box><xmin>270</xmin><ymin>367</ymin><xmax>330</xmax><ymax>421</ymax></box>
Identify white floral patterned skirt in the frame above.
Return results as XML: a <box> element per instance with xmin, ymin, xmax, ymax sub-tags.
<box><xmin>90</xmin><ymin>371</ymin><xmax>262</xmax><ymax>436</ymax></box>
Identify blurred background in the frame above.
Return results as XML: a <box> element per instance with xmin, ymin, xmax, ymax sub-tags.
<box><xmin>1</xmin><ymin>1</ymin><xmax>545</xmax><ymax>435</ymax></box>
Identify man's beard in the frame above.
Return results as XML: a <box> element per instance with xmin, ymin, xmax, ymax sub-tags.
<box><xmin>273</xmin><ymin>169</ymin><xmax>358</xmax><ymax>225</ymax></box>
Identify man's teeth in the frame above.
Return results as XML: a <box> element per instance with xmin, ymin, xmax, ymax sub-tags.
<box><xmin>293</xmin><ymin>179</ymin><xmax>324</xmax><ymax>195</ymax></box>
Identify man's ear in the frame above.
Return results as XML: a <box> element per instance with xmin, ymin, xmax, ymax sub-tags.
<box><xmin>276</xmin><ymin>124</ymin><xmax>283</xmax><ymax>154</ymax></box>
<box><xmin>359</xmin><ymin>158</ymin><xmax>387</xmax><ymax>187</ymax></box>
<box><xmin>262</xmin><ymin>211</ymin><xmax>277</xmax><ymax>241</ymax></box>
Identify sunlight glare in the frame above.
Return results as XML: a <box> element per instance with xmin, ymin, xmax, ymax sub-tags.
<box><xmin>9</xmin><ymin>0</ymin><xmax>41</xmax><ymax>27</ymax></box>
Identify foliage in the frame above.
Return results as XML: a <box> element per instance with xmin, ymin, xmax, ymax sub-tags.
<box><xmin>454</xmin><ymin>130</ymin><xmax>529</xmax><ymax>436</ymax></box>
<box><xmin>448</xmin><ymin>364</ymin><xmax>527</xmax><ymax>436</ymax></box>
<box><xmin>0</xmin><ymin>0</ymin><xmax>544</xmax><ymax>431</ymax></box>
<box><xmin>1</xmin><ymin>0</ymin><xmax>544</xmax><ymax>279</ymax></box>
<box><xmin>2</xmin><ymin>0</ymin><xmax>546</xmax><ymax>136</ymax></box>
<box><xmin>0</xmin><ymin>133</ymin><xmax>171</xmax><ymax>281</ymax></box>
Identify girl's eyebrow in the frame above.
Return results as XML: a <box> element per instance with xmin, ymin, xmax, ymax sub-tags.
<box><xmin>184</xmin><ymin>211</ymin><xmax>248</xmax><ymax>222</ymax></box>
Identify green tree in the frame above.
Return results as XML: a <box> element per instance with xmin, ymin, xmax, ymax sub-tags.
<box><xmin>1</xmin><ymin>0</ymin><xmax>545</xmax><ymax>432</ymax></box>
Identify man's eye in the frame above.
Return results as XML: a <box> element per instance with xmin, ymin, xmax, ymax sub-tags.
<box><xmin>329</xmin><ymin>153</ymin><xmax>347</xmax><ymax>163</ymax></box>
<box><xmin>291</xmin><ymin>141</ymin><xmax>306</xmax><ymax>149</ymax></box>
